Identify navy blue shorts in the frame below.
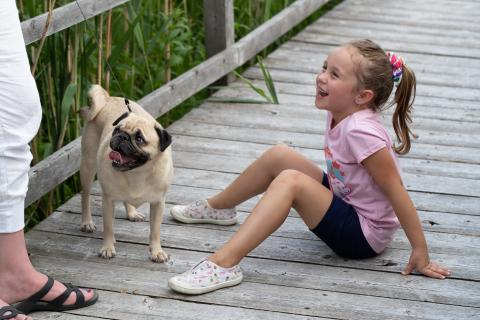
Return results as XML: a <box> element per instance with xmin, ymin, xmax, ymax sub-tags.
<box><xmin>310</xmin><ymin>173</ymin><xmax>378</xmax><ymax>259</ymax></box>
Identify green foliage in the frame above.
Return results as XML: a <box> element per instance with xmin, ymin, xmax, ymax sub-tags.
<box><xmin>21</xmin><ymin>0</ymin><xmax>343</xmax><ymax>229</ymax></box>
<box><xmin>258</xmin><ymin>56</ymin><xmax>279</xmax><ymax>104</ymax></box>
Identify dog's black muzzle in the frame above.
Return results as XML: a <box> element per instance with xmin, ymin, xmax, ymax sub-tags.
<box><xmin>109</xmin><ymin>130</ymin><xmax>150</xmax><ymax>171</ymax></box>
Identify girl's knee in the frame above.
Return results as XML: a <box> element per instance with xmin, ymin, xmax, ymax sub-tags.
<box><xmin>271</xmin><ymin>169</ymin><xmax>304</xmax><ymax>193</ymax></box>
<box><xmin>263</xmin><ymin>144</ymin><xmax>293</xmax><ymax>163</ymax></box>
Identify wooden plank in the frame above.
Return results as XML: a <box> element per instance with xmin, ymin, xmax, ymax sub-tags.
<box><xmin>25</xmin><ymin>0</ymin><xmax>328</xmax><ymax>206</ymax></box>
<box><xmin>34</xmin><ymin>314</ymin><xmax>98</xmax><ymax>320</ymax></box>
<box><xmin>215</xmin><ymin>80</ymin><xmax>480</xmax><ymax>112</ymax></box>
<box><xmin>279</xmin><ymin>41</ymin><xmax>480</xmax><ymax>70</ymax></box>
<box><xmin>336</xmin><ymin>0</ymin><xmax>480</xmax><ymax>20</ymax></box>
<box><xmin>276</xmin><ymin>42</ymin><xmax>480</xmax><ymax>71</ymax></box>
<box><xmin>32</xmin><ymin>212</ymin><xmax>480</xmax><ymax>281</ymax></box>
<box><xmin>25</xmin><ymin>250</ymin><xmax>479</xmax><ymax>320</ymax></box>
<box><xmin>306</xmin><ymin>17</ymin><xmax>480</xmax><ymax>41</ymax></box>
<box><xmin>26</xmin><ymin>138</ymin><xmax>81</xmax><ymax>207</ymax></box>
<box><xmin>60</xmin><ymin>183</ymin><xmax>480</xmax><ymax>238</ymax></box>
<box><xmin>76</xmin><ymin>182</ymin><xmax>480</xmax><ymax>237</ymax></box>
<box><xmin>167</xmin><ymin>120</ymin><xmax>480</xmax><ymax>180</ymax></box>
<box><xmin>66</xmin><ymin>184</ymin><xmax>480</xmax><ymax>257</ymax></box>
<box><xmin>166</xmin><ymin>164</ymin><xmax>480</xmax><ymax>216</ymax></box>
<box><xmin>169</xmin><ymin>137</ymin><xmax>480</xmax><ymax>197</ymax></box>
<box><xmin>178</xmin><ymin>106</ymin><xmax>480</xmax><ymax>165</ymax></box>
<box><xmin>27</xmin><ymin>256</ymin><xmax>323</xmax><ymax>320</ymax></box>
<box><xmin>26</xmin><ymin>234</ymin><xmax>480</xmax><ymax>309</ymax></box>
<box><xmin>304</xmin><ymin>23</ymin><xmax>480</xmax><ymax>49</ymax></box>
<box><xmin>21</xmin><ymin>0</ymin><xmax>130</xmax><ymax>45</ymax></box>
<box><xmin>324</xmin><ymin>8</ymin><xmax>480</xmax><ymax>32</ymax></box>
<box><xmin>183</xmin><ymin>100</ymin><xmax>480</xmax><ymax>150</ymax></box>
<box><xmin>246</xmin><ymin>54</ymin><xmax>480</xmax><ymax>90</ymax></box>
<box><xmin>225</xmin><ymin>79</ymin><xmax>480</xmax><ymax>107</ymax></box>
<box><xmin>292</xmin><ymin>31</ymin><xmax>480</xmax><ymax>59</ymax></box>
<box><xmin>203</xmin><ymin>0</ymin><xmax>235</xmax><ymax>85</ymax></box>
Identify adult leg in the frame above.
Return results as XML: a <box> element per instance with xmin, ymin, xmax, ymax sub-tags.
<box><xmin>208</xmin><ymin>144</ymin><xmax>325</xmax><ymax>209</ymax></box>
<box><xmin>0</xmin><ymin>1</ymin><xmax>96</xmax><ymax>315</ymax></box>
<box><xmin>209</xmin><ymin>169</ymin><xmax>333</xmax><ymax>267</ymax></box>
<box><xmin>0</xmin><ymin>231</ymin><xmax>96</xmax><ymax>309</ymax></box>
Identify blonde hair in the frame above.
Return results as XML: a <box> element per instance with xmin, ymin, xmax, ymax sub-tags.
<box><xmin>346</xmin><ymin>39</ymin><xmax>416</xmax><ymax>154</ymax></box>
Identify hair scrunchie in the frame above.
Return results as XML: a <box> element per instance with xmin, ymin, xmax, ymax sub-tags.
<box><xmin>386</xmin><ymin>51</ymin><xmax>404</xmax><ymax>85</ymax></box>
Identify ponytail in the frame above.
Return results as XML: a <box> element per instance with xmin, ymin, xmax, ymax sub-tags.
<box><xmin>347</xmin><ymin>40</ymin><xmax>417</xmax><ymax>155</ymax></box>
<box><xmin>391</xmin><ymin>64</ymin><xmax>416</xmax><ymax>154</ymax></box>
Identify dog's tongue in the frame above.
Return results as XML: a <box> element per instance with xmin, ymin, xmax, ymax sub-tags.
<box><xmin>109</xmin><ymin>150</ymin><xmax>124</xmax><ymax>163</ymax></box>
<box><xmin>109</xmin><ymin>150</ymin><xmax>136</xmax><ymax>165</ymax></box>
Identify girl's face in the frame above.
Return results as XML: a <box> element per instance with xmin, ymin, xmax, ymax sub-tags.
<box><xmin>315</xmin><ymin>46</ymin><xmax>362</xmax><ymax>119</ymax></box>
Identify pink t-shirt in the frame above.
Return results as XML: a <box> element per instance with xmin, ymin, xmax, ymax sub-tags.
<box><xmin>324</xmin><ymin>108</ymin><xmax>401</xmax><ymax>253</ymax></box>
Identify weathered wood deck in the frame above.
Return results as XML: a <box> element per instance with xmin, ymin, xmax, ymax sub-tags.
<box><xmin>27</xmin><ymin>0</ymin><xmax>480</xmax><ymax>319</ymax></box>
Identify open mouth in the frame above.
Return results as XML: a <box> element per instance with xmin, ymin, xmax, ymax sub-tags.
<box><xmin>317</xmin><ymin>88</ymin><xmax>328</xmax><ymax>97</ymax></box>
<box><xmin>108</xmin><ymin>149</ymin><xmax>148</xmax><ymax>171</ymax></box>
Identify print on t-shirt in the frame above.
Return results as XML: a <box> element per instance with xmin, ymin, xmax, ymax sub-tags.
<box><xmin>325</xmin><ymin>147</ymin><xmax>352</xmax><ymax>200</ymax></box>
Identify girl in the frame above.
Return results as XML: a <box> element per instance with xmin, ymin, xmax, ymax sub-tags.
<box><xmin>167</xmin><ymin>39</ymin><xmax>450</xmax><ymax>295</ymax></box>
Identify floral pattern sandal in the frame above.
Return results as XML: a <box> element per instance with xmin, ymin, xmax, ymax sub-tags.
<box><xmin>168</xmin><ymin>259</ymin><xmax>243</xmax><ymax>295</ymax></box>
<box><xmin>170</xmin><ymin>200</ymin><xmax>237</xmax><ymax>225</ymax></box>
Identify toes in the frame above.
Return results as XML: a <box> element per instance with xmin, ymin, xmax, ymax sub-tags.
<box><xmin>127</xmin><ymin>212</ymin><xmax>146</xmax><ymax>222</ymax></box>
<box><xmin>81</xmin><ymin>222</ymin><xmax>96</xmax><ymax>233</ymax></box>
<box><xmin>150</xmin><ymin>250</ymin><xmax>170</xmax><ymax>263</ymax></box>
<box><xmin>99</xmin><ymin>247</ymin><xmax>116</xmax><ymax>259</ymax></box>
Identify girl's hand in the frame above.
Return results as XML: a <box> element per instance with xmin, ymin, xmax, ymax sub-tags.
<box><xmin>401</xmin><ymin>248</ymin><xmax>451</xmax><ymax>279</ymax></box>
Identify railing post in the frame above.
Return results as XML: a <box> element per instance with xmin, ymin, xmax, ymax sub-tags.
<box><xmin>203</xmin><ymin>0</ymin><xmax>235</xmax><ymax>85</ymax></box>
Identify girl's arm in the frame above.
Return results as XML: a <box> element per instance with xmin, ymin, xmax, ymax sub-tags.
<box><xmin>362</xmin><ymin>147</ymin><xmax>450</xmax><ymax>279</ymax></box>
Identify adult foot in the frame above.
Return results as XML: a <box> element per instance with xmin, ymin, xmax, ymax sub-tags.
<box><xmin>0</xmin><ymin>299</ymin><xmax>30</xmax><ymax>320</ymax></box>
<box><xmin>0</xmin><ymin>272</ymin><xmax>97</xmax><ymax>314</ymax></box>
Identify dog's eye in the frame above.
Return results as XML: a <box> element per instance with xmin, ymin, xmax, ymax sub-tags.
<box><xmin>135</xmin><ymin>135</ymin><xmax>145</xmax><ymax>145</ymax></box>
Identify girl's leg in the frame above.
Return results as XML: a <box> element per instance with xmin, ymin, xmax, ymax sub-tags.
<box><xmin>208</xmin><ymin>144</ymin><xmax>325</xmax><ymax>209</ymax></box>
<box><xmin>0</xmin><ymin>230</ymin><xmax>96</xmax><ymax>307</ymax></box>
<box><xmin>209</xmin><ymin>169</ymin><xmax>333</xmax><ymax>267</ymax></box>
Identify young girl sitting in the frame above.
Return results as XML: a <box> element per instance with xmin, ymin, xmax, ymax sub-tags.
<box><xmin>168</xmin><ymin>39</ymin><xmax>450</xmax><ymax>295</ymax></box>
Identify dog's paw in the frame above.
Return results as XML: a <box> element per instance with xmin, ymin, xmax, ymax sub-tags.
<box><xmin>81</xmin><ymin>222</ymin><xmax>96</xmax><ymax>233</ymax></box>
<box><xmin>150</xmin><ymin>248</ymin><xmax>169</xmax><ymax>263</ymax></box>
<box><xmin>99</xmin><ymin>245</ymin><xmax>116</xmax><ymax>259</ymax></box>
<box><xmin>127</xmin><ymin>210</ymin><xmax>146</xmax><ymax>222</ymax></box>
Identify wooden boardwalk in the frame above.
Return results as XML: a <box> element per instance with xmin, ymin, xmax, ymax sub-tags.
<box><xmin>27</xmin><ymin>0</ymin><xmax>480</xmax><ymax>319</ymax></box>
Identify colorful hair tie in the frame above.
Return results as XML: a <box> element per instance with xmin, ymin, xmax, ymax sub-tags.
<box><xmin>386</xmin><ymin>51</ymin><xmax>404</xmax><ymax>85</ymax></box>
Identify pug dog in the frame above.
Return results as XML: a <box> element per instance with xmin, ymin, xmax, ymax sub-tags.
<box><xmin>80</xmin><ymin>85</ymin><xmax>173</xmax><ymax>262</ymax></box>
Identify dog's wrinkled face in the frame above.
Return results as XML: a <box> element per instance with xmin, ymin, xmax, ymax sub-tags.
<box><xmin>108</xmin><ymin>113</ymin><xmax>171</xmax><ymax>172</ymax></box>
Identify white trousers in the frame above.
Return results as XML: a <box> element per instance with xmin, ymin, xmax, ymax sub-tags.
<box><xmin>0</xmin><ymin>0</ymin><xmax>42</xmax><ymax>232</ymax></box>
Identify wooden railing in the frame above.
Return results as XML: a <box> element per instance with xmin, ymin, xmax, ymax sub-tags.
<box><xmin>24</xmin><ymin>0</ymin><xmax>329</xmax><ymax>207</ymax></box>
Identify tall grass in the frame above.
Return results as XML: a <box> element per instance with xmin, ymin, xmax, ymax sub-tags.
<box><xmin>20</xmin><ymin>0</ymin><xmax>342</xmax><ymax>229</ymax></box>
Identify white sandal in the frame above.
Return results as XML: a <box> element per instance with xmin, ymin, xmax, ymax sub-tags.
<box><xmin>168</xmin><ymin>259</ymin><xmax>243</xmax><ymax>295</ymax></box>
<box><xmin>170</xmin><ymin>200</ymin><xmax>237</xmax><ymax>225</ymax></box>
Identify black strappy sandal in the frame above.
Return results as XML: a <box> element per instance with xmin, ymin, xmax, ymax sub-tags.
<box><xmin>0</xmin><ymin>306</ymin><xmax>24</xmax><ymax>320</ymax></box>
<box><xmin>14</xmin><ymin>276</ymin><xmax>98</xmax><ymax>314</ymax></box>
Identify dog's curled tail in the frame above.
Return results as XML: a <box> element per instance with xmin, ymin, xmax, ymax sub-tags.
<box><xmin>80</xmin><ymin>85</ymin><xmax>109</xmax><ymax>121</ymax></box>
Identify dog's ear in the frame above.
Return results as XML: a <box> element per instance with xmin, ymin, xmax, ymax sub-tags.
<box><xmin>84</xmin><ymin>85</ymin><xmax>110</xmax><ymax>121</ymax></box>
<box><xmin>155</xmin><ymin>126</ymin><xmax>172</xmax><ymax>152</ymax></box>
